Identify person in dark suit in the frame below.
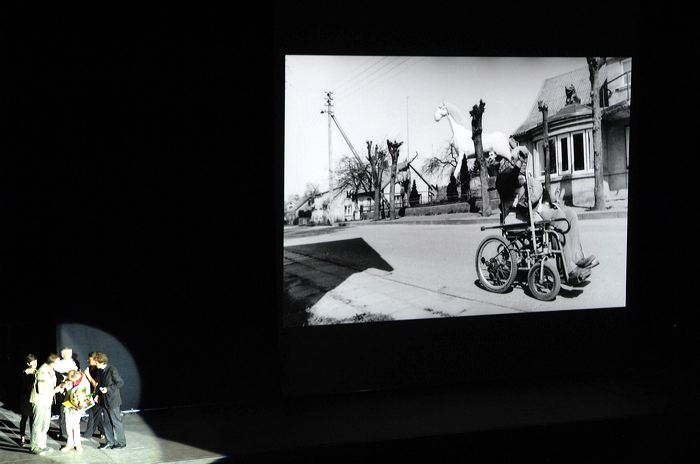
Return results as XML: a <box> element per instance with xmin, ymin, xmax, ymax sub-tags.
<box><xmin>19</xmin><ymin>354</ymin><xmax>37</xmax><ymax>446</ymax></box>
<box><xmin>82</xmin><ymin>352</ymin><xmax>105</xmax><ymax>440</ymax></box>
<box><xmin>93</xmin><ymin>352</ymin><xmax>126</xmax><ymax>449</ymax></box>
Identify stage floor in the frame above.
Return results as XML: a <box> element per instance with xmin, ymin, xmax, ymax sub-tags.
<box><xmin>1</xmin><ymin>366</ymin><xmax>697</xmax><ymax>463</ymax></box>
<box><xmin>0</xmin><ymin>407</ymin><xmax>225</xmax><ymax>463</ymax></box>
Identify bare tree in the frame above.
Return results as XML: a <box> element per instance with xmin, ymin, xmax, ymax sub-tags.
<box><xmin>303</xmin><ymin>182</ymin><xmax>320</xmax><ymax>199</ymax></box>
<box><xmin>422</xmin><ymin>142</ymin><xmax>459</xmax><ymax>182</ymax></box>
<box><xmin>587</xmin><ymin>57</ymin><xmax>606</xmax><ymax>210</ymax></box>
<box><xmin>366</xmin><ymin>141</ymin><xmax>388</xmax><ymax>220</ymax></box>
<box><xmin>335</xmin><ymin>154</ymin><xmax>371</xmax><ymax>215</ymax></box>
<box><xmin>470</xmin><ymin>100</ymin><xmax>491</xmax><ymax>217</ymax></box>
<box><xmin>386</xmin><ymin>139</ymin><xmax>404</xmax><ymax>220</ymax></box>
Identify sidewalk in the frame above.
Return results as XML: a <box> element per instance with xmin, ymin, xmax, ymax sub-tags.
<box><xmin>343</xmin><ymin>207</ymin><xmax>627</xmax><ymax>226</ymax></box>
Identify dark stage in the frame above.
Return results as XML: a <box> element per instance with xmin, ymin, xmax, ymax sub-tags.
<box><xmin>3</xmin><ymin>2</ymin><xmax>699</xmax><ymax>463</ymax></box>
<box><xmin>1</xmin><ymin>367</ymin><xmax>698</xmax><ymax>462</ymax></box>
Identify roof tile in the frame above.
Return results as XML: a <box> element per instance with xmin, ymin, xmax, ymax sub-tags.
<box><xmin>514</xmin><ymin>65</ymin><xmax>593</xmax><ymax>136</ymax></box>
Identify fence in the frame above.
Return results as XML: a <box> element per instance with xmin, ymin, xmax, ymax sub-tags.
<box><xmin>362</xmin><ymin>180</ymin><xmax>499</xmax><ymax>218</ymax></box>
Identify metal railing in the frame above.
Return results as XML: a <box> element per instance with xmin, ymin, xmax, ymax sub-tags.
<box><xmin>607</xmin><ymin>70</ymin><xmax>631</xmax><ymax>104</ymax></box>
<box><xmin>361</xmin><ymin>189</ymin><xmax>473</xmax><ymax>214</ymax></box>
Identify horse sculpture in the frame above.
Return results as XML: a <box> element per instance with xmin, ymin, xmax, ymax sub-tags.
<box><xmin>433</xmin><ymin>101</ymin><xmax>511</xmax><ymax>179</ymax></box>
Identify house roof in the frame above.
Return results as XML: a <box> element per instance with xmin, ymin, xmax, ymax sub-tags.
<box><xmin>513</xmin><ymin>59</ymin><xmax>632</xmax><ymax>137</ymax></box>
<box><xmin>513</xmin><ymin>65</ymin><xmax>592</xmax><ymax>137</ymax></box>
<box><xmin>291</xmin><ymin>195</ymin><xmax>312</xmax><ymax>213</ymax></box>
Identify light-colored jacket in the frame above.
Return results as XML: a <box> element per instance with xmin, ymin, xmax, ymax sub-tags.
<box><xmin>30</xmin><ymin>363</ymin><xmax>57</xmax><ymax>407</ymax></box>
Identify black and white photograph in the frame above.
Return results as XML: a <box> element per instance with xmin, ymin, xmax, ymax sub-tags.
<box><xmin>3</xmin><ymin>3</ymin><xmax>698</xmax><ymax>463</ymax></box>
<box><xmin>283</xmin><ymin>56</ymin><xmax>630</xmax><ymax>327</ymax></box>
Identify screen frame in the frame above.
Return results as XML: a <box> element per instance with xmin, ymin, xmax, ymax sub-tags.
<box><xmin>275</xmin><ymin>6</ymin><xmax>663</xmax><ymax>398</ymax></box>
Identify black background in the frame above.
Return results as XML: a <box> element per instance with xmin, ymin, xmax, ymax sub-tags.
<box><xmin>3</xmin><ymin>1</ymin><xmax>698</xmax><ymax>460</ymax></box>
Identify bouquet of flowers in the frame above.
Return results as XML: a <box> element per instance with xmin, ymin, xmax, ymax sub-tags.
<box><xmin>62</xmin><ymin>388</ymin><xmax>96</xmax><ymax>411</ymax></box>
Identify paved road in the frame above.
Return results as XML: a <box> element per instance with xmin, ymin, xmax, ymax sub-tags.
<box><xmin>283</xmin><ymin>219</ymin><xmax>627</xmax><ymax>326</ymax></box>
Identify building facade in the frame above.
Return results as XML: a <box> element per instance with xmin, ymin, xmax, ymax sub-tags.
<box><xmin>512</xmin><ymin>58</ymin><xmax>631</xmax><ymax>206</ymax></box>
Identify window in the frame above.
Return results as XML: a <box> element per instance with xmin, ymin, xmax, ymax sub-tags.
<box><xmin>622</xmin><ymin>58</ymin><xmax>631</xmax><ymax>86</ymax></box>
<box><xmin>559</xmin><ymin>136</ymin><xmax>569</xmax><ymax>173</ymax></box>
<box><xmin>548</xmin><ymin>139</ymin><xmax>556</xmax><ymax>175</ymax></box>
<box><xmin>535</xmin><ymin>140</ymin><xmax>556</xmax><ymax>176</ymax></box>
<box><xmin>573</xmin><ymin>132</ymin><xmax>585</xmax><ymax>171</ymax></box>
<box><xmin>534</xmin><ymin>131</ymin><xmax>592</xmax><ymax>178</ymax></box>
<box><xmin>536</xmin><ymin>141</ymin><xmax>545</xmax><ymax>176</ymax></box>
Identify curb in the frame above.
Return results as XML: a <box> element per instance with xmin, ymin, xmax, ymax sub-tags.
<box><xmin>342</xmin><ymin>210</ymin><xmax>627</xmax><ymax>226</ymax></box>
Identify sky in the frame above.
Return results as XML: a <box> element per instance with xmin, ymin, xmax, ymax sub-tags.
<box><xmin>284</xmin><ymin>56</ymin><xmax>586</xmax><ymax>199</ymax></box>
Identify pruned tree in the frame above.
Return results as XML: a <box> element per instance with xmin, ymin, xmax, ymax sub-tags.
<box><xmin>470</xmin><ymin>99</ymin><xmax>491</xmax><ymax>216</ymax></box>
<box><xmin>386</xmin><ymin>139</ymin><xmax>404</xmax><ymax>220</ymax></box>
<box><xmin>538</xmin><ymin>100</ymin><xmax>552</xmax><ymax>197</ymax></box>
<box><xmin>366</xmin><ymin>141</ymin><xmax>388</xmax><ymax>221</ymax></box>
<box><xmin>587</xmin><ymin>57</ymin><xmax>606</xmax><ymax>210</ymax></box>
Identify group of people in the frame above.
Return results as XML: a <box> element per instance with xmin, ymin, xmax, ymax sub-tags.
<box><xmin>19</xmin><ymin>347</ymin><xmax>126</xmax><ymax>456</ymax></box>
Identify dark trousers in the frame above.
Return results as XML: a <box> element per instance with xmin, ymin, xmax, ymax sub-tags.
<box><xmin>20</xmin><ymin>412</ymin><xmax>33</xmax><ymax>436</ymax></box>
<box><xmin>58</xmin><ymin>404</ymin><xmax>67</xmax><ymax>438</ymax></box>
<box><xmin>101</xmin><ymin>402</ymin><xmax>126</xmax><ymax>446</ymax></box>
<box><xmin>84</xmin><ymin>403</ymin><xmax>104</xmax><ymax>437</ymax></box>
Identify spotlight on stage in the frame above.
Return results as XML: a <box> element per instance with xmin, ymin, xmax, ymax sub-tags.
<box><xmin>56</xmin><ymin>323</ymin><xmax>141</xmax><ymax>410</ymax></box>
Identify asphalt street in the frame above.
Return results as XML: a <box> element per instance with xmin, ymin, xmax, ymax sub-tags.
<box><xmin>283</xmin><ymin>219</ymin><xmax>627</xmax><ymax>326</ymax></box>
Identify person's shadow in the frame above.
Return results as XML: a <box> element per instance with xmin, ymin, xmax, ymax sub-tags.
<box><xmin>0</xmin><ymin>415</ymin><xmax>29</xmax><ymax>453</ymax></box>
<box><xmin>284</xmin><ymin>238</ymin><xmax>394</xmax><ymax>327</ymax></box>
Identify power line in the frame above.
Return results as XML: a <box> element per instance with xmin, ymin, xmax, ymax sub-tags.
<box><xmin>336</xmin><ymin>56</ymin><xmax>419</xmax><ymax>105</ymax></box>
<box><xmin>344</xmin><ymin>57</ymin><xmax>412</xmax><ymax>100</ymax></box>
<box><xmin>332</xmin><ymin>56</ymin><xmax>385</xmax><ymax>93</ymax></box>
<box><xmin>365</xmin><ymin>58</ymin><xmax>427</xmax><ymax>111</ymax></box>
<box><xmin>333</xmin><ymin>56</ymin><xmax>398</xmax><ymax>100</ymax></box>
<box><xmin>368</xmin><ymin>59</ymin><xmax>426</xmax><ymax>112</ymax></box>
<box><xmin>335</xmin><ymin>56</ymin><xmax>394</xmax><ymax>94</ymax></box>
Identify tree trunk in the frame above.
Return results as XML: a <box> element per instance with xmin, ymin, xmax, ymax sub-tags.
<box><xmin>386</xmin><ymin>140</ymin><xmax>403</xmax><ymax>220</ymax></box>
<box><xmin>588</xmin><ymin>57</ymin><xmax>606</xmax><ymax>211</ymax></box>
<box><xmin>374</xmin><ymin>176</ymin><xmax>381</xmax><ymax>220</ymax></box>
<box><xmin>367</xmin><ymin>142</ymin><xmax>381</xmax><ymax>221</ymax></box>
<box><xmin>389</xmin><ymin>167</ymin><xmax>396</xmax><ymax>219</ymax></box>
<box><xmin>470</xmin><ymin>100</ymin><xmax>491</xmax><ymax>217</ymax></box>
<box><xmin>538</xmin><ymin>101</ymin><xmax>551</xmax><ymax>197</ymax></box>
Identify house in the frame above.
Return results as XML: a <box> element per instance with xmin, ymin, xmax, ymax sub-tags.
<box><xmin>512</xmin><ymin>57</ymin><xmax>631</xmax><ymax>206</ymax></box>
<box><xmin>351</xmin><ymin>158</ymin><xmax>437</xmax><ymax>218</ymax></box>
<box><xmin>308</xmin><ymin>187</ymin><xmax>356</xmax><ymax>223</ymax></box>
<box><xmin>284</xmin><ymin>195</ymin><xmax>315</xmax><ymax>225</ymax></box>
<box><xmin>284</xmin><ymin>199</ymin><xmax>299</xmax><ymax>225</ymax></box>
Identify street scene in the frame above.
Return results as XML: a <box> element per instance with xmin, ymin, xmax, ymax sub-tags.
<box><xmin>283</xmin><ymin>56</ymin><xmax>630</xmax><ymax>326</ymax></box>
<box><xmin>283</xmin><ymin>217</ymin><xmax>626</xmax><ymax>327</ymax></box>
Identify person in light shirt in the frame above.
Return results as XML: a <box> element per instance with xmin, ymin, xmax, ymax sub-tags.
<box><xmin>30</xmin><ymin>354</ymin><xmax>66</xmax><ymax>455</ymax></box>
<box><xmin>53</xmin><ymin>347</ymin><xmax>77</xmax><ymax>440</ymax></box>
<box><xmin>60</xmin><ymin>369</ymin><xmax>91</xmax><ymax>453</ymax></box>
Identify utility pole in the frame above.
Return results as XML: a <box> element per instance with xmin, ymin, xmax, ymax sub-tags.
<box><xmin>320</xmin><ymin>91</ymin><xmax>334</xmax><ymax>224</ymax></box>
<box><xmin>405</xmin><ymin>96</ymin><xmax>410</xmax><ymax>209</ymax></box>
<box><xmin>406</xmin><ymin>96</ymin><xmax>410</xmax><ymax>162</ymax></box>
